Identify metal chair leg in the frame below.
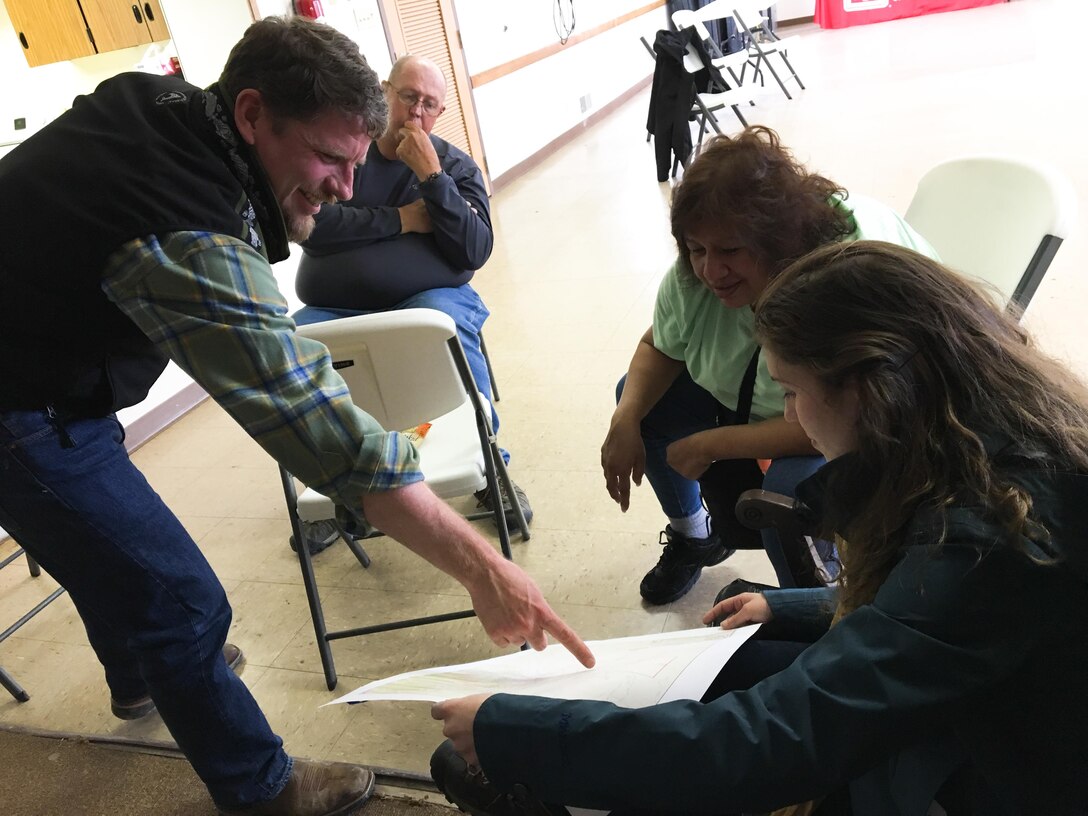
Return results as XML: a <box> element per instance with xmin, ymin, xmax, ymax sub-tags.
<box><xmin>778</xmin><ymin>49</ymin><xmax>805</xmax><ymax>90</ymax></box>
<box><xmin>343</xmin><ymin>534</ymin><xmax>372</xmax><ymax>569</ymax></box>
<box><xmin>0</xmin><ymin>665</ymin><xmax>29</xmax><ymax>702</ymax></box>
<box><xmin>0</xmin><ymin>547</ymin><xmax>66</xmax><ymax>701</ymax></box>
<box><xmin>480</xmin><ymin>332</ymin><xmax>500</xmax><ymax>403</ymax></box>
<box><xmin>279</xmin><ymin>467</ymin><xmax>338</xmax><ymax>690</ymax></box>
<box><xmin>759</xmin><ymin>51</ymin><xmax>793</xmax><ymax>100</ymax></box>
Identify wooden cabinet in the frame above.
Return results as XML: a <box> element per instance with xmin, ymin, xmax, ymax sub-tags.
<box><xmin>4</xmin><ymin>0</ymin><xmax>95</xmax><ymax>67</ymax></box>
<box><xmin>141</xmin><ymin>0</ymin><xmax>170</xmax><ymax>42</ymax></box>
<box><xmin>4</xmin><ymin>0</ymin><xmax>172</xmax><ymax>67</ymax></box>
<box><xmin>80</xmin><ymin>0</ymin><xmax>153</xmax><ymax>51</ymax></box>
<box><xmin>80</xmin><ymin>0</ymin><xmax>171</xmax><ymax>50</ymax></box>
<box><xmin>139</xmin><ymin>0</ymin><xmax>168</xmax><ymax>41</ymax></box>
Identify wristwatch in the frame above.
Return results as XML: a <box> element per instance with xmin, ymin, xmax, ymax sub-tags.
<box><xmin>421</xmin><ymin>171</ymin><xmax>443</xmax><ymax>186</ymax></box>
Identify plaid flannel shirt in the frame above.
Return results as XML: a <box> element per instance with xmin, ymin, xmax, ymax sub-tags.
<box><xmin>102</xmin><ymin>231</ymin><xmax>422</xmax><ymax>513</ymax></box>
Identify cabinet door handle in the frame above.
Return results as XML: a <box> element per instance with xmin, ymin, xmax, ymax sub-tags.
<box><xmin>144</xmin><ymin>3</ymin><xmax>156</xmax><ymax>21</ymax></box>
<box><xmin>18</xmin><ymin>31</ymin><xmax>29</xmax><ymax>50</ymax></box>
<box><xmin>132</xmin><ymin>4</ymin><xmax>144</xmax><ymax>23</ymax></box>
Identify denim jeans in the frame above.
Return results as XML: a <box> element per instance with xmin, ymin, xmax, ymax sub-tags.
<box><xmin>293</xmin><ymin>283</ymin><xmax>507</xmax><ymax>463</ymax></box>
<box><xmin>0</xmin><ymin>409</ymin><xmax>290</xmax><ymax>809</ymax></box>
<box><xmin>617</xmin><ymin>370</ymin><xmax>827</xmax><ymax>587</ymax></box>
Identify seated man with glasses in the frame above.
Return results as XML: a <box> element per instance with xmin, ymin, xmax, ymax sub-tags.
<box><xmin>291</xmin><ymin>55</ymin><xmax>530</xmax><ymax>554</ymax></box>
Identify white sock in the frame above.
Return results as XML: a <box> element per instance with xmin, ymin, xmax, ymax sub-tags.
<box><xmin>668</xmin><ymin>510</ymin><xmax>712</xmax><ymax>541</ymax></box>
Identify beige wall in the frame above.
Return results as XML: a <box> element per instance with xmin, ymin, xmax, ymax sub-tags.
<box><xmin>778</xmin><ymin>0</ymin><xmax>816</xmax><ymax>19</ymax></box>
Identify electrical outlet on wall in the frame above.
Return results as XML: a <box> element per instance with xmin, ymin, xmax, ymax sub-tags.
<box><xmin>579</xmin><ymin>93</ymin><xmax>592</xmax><ymax>114</ymax></box>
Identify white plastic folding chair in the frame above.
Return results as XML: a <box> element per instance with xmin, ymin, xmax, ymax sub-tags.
<box><xmin>682</xmin><ymin>43</ymin><xmax>753</xmax><ymax>145</ymax></box>
<box><xmin>904</xmin><ymin>156</ymin><xmax>1078</xmax><ymax>312</ymax></box>
<box><xmin>724</xmin><ymin>1</ymin><xmax>805</xmax><ymax>101</ymax></box>
<box><xmin>279</xmin><ymin>308</ymin><xmax>528</xmax><ymax>689</ymax></box>
<box><xmin>671</xmin><ymin>7</ymin><xmax>759</xmax><ymax>94</ymax></box>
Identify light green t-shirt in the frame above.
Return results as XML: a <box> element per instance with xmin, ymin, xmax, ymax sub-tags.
<box><xmin>652</xmin><ymin>194</ymin><xmax>938</xmax><ymax>420</ymax></box>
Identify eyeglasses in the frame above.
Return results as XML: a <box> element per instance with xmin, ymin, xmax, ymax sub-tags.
<box><xmin>386</xmin><ymin>83</ymin><xmax>444</xmax><ymax>117</ymax></box>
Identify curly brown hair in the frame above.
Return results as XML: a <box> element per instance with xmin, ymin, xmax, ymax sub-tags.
<box><xmin>754</xmin><ymin>241</ymin><xmax>1088</xmax><ymax>614</ymax></box>
<box><xmin>670</xmin><ymin>126</ymin><xmax>851</xmax><ymax>280</ymax></box>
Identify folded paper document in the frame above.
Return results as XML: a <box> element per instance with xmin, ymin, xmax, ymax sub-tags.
<box><xmin>329</xmin><ymin>624</ymin><xmax>760</xmax><ymax>708</ymax></box>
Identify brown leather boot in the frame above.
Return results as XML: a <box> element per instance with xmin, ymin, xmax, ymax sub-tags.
<box><xmin>218</xmin><ymin>759</ymin><xmax>375</xmax><ymax>816</ymax></box>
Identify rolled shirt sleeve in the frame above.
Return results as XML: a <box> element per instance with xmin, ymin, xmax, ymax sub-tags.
<box><xmin>101</xmin><ymin>231</ymin><xmax>423</xmax><ymax>511</ymax></box>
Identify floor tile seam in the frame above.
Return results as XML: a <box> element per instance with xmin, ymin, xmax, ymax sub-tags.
<box><xmin>0</xmin><ymin>632</ymin><xmax>92</xmax><ymax>649</ymax></box>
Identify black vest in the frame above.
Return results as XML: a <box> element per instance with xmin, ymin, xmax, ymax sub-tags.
<box><xmin>0</xmin><ymin>72</ymin><xmax>289</xmax><ymax>416</ymax></box>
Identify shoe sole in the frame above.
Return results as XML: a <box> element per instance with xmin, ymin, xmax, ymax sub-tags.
<box><xmin>641</xmin><ymin>567</ymin><xmax>704</xmax><ymax>605</ymax></box>
<box><xmin>217</xmin><ymin>770</ymin><xmax>374</xmax><ymax>816</ymax></box>
<box><xmin>225</xmin><ymin>646</ymin><xmax>246</xmax><ymax>675</ymax></box>
<box><xmin>705</xmin><ymin>546</ymin><xmax>736</xmax><ymax>568</ymax></box>
<box><xmin>640</xmin><ymin>547</ymin><xmax>737</xmax><ymax>606</ymax></box>
<box><xmin>324</xmin><ymin>770</ymin><xmax>376</xmax><ymax>816</ymax></box>
<box><xmin>431</xmin><ymin>743</ymin><xmax>505</xmax><ymax>816</ymax></box>
<box><xmin>111</xmin><ymin>698</ymin><xmax>157</xmax><ymax>720</ymax></box>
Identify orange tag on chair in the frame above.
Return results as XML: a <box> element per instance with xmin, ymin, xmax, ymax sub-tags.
<box><xmin>402</xmin><ymin>423</ymin><xmax>432</xmax><ymax>443</ymax></box>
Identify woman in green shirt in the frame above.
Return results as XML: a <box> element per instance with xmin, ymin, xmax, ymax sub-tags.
<box><xmin>601</xmin><ymin>126</ymin><xmax>935</xmax><ymax>603</ymax></box>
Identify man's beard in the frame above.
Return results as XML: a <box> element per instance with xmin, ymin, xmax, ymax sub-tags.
<box><xmin>286</xmin><ymin>213</ymin><xmax>316</xmax><ymax>243</ymax></box>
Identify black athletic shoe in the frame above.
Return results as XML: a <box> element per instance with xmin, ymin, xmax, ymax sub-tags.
<box><xmin>430</xmin><ymin>740</ymin><xmax>568</xmax><ymax>816</ymax></box>
<box><xmin>639</xmin><ymin>526</ymin><xmax>734</xmax><ymax>605</ymax></box>
<box><xmin>708</xmin><ymin>578</ymin><xmax>779</xmax><ymax>626</ymax></box>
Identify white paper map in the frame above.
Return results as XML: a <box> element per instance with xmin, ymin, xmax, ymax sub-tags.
<box><xmin>328</xmin><ymin>624</ymin><xmax>760</xmax><ymax>707</ymax></box>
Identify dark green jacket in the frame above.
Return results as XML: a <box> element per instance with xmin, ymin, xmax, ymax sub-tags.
<box><xmin>475</xmin><ymin>444</ymin><xmax>1088</xmax><ymax>815</ymax></box>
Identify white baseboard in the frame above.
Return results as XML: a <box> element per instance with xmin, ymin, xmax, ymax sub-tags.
<box><xmin>122</xmin><ymin>380</ymin><xmax>210</xmax><ymax>453</ymax></box>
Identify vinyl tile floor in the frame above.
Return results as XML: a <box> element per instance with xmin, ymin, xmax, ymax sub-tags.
<box><xmin>2</xmin><ymin>0</ymin><xmax>1086</xmax><ymax>780</ymax></box>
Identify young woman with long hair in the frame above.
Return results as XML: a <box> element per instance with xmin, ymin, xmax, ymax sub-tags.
<box><xmin>432</xmin><ymin>241</ymin><xmax>1088</xmax><ymax>815</ymax></box>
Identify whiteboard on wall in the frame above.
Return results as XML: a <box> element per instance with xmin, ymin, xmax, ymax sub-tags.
<box><xmin>161</xmin><ymin>0</ymin><xmax>256</xmax><ymax>88</ymax></box>
<box><xmin>248</xmin><ymin>0</ymin><xmax>392</xmax><ymax>79</ymax></box>
<box><xmin>323</xmin><ymin>0</ymin><xmax>393</xmax><ymax>79</ymax></box>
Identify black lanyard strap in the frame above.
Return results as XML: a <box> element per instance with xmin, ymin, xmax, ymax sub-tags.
<box><xmin>734</xmin><ymin>347</ymin><xmax>761</xmax><ymax>426</ymax></box>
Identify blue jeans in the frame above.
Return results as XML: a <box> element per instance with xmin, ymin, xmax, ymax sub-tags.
<box><xmin>0</xmin><ymin>409</ymin><xmax>290</xmax><ymax>809</ymax></box>
<box><xmin>618</xmin><ymin>370</ymin><xmax>827</xmax><ymax>588</ymax></box>
<box><xmin>294</xmin><ymin>284</ymin><xmax>507</xmax><ymax>464</ymax></box>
